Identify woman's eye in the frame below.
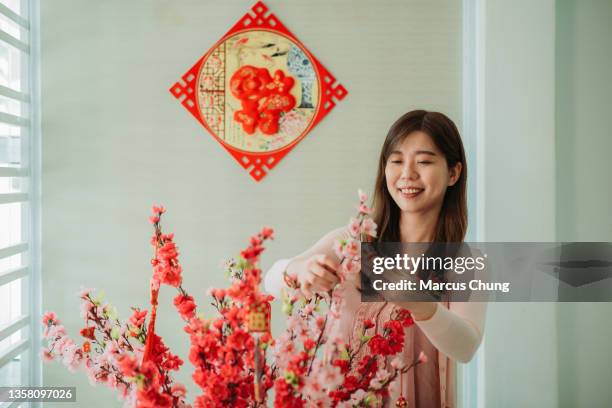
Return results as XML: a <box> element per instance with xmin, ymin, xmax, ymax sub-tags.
<box><xmin>417</xmin><ymin>161</ymin><xmax>432</xmax><ymax>165</ymax></box>
<box><xmin>390</xmin><ymin>160</ymin><xmax>402</xmax><ymax>164</ymax></box>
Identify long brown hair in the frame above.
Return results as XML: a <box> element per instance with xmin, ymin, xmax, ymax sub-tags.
<box><xmin>372</xmin><ymin>110</ymin><xmax>467</xmax><ymax>243</ymax></box>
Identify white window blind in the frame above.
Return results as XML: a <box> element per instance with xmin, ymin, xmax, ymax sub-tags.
<box><xmin>0</xmin><ymin>0</ymin><xmax>40</xmax><ymax>405</ymax></box>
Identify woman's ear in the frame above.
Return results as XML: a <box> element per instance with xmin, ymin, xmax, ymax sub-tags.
<box><xmin>448</xmin><ymin>162</ymin><xmax>462</xmax><ymax>186</ymax></box>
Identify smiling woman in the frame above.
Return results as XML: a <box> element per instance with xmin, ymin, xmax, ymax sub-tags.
<box><xmin>373</xmin><ymin>111</ymin><xmax>467</xmax><ymax>245</ymax></box>
<box><xmin>265</xmin><ymin>110</ymin><xmax>486</xmax><ymax>408</ymax></box>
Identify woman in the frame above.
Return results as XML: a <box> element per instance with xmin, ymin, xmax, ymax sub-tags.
<box><xmin>265</xmin><ymin>110</ymin><xmax>486</xmax><ymax>408</ymax></box>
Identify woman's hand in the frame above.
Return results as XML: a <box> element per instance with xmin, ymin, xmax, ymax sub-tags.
<box><xmin>395</xmin><ymin>301</ymin><xmax>438</xmax><ymax>321</ymax></box>
<box><xmin>296</xmin><ymin>254</ymin><xmax>341</xmax><ymax>299</ymax></box>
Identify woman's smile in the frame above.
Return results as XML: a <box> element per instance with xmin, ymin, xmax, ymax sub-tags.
<box><xmin>398</xmin><ymin>187</ymin><xmax>425</xmax><ymax>199</ymax></box>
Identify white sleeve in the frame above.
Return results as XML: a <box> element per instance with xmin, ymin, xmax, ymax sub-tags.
<box><xmin>414</xmin><ymin>301</ymin><xmax>487</xmax><ymax>363</ymax></box>
<box><xmin>263</xmin><ymin>258</ymin><xmax>292</xmax><ymax>299</ymax></box>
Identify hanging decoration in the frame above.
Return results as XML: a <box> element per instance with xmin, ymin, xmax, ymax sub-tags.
<box><xmin>170</xmin><ymin>1</ymin><xmax>347</xmax><ymax>181</ymax></box>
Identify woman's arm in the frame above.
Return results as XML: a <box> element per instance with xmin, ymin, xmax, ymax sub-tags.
<box><xmin>263</xmin><ymin>258</ymin><xmax>292</xmax><ymax>299</ymax></box>
<box><xmin>413</xmin><ymin>301</ymin><xmax>487</xmax><ymax>363</ymax></box>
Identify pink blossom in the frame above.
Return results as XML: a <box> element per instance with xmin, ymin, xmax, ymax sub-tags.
<box><xmin>41</xmin><ymin>349</ymin><xmax>54</xmax><ymax>362</ymax></box>
<box><xmin>79</xmin><ymin>287</ymin><xmax>93</xmax><ymax>298</ymax></box>
<box><xmin>370</xmin><ymin>368</ymin><xmax>390</xmax><ymax>390</ymax></box>
<box><xmin>171</xmin><ymin>384</ymin><xmax>187</xmax><ymax>397</ymax></box>
<box><xmin>341</xmin><ymin>239</ymin><xmax>360</xmax><ymax>259</ymax></box>
<box><xmin>358</xmin><ymin>203</ymin><xmax>372</xmax><ymax>215</ymax></box>
<box><xmin>418</xmin><ymin>351</ymin><xmax>428</xmax><ymax>364</ymax></box>
<box><xmin>152</xmin><ymin>205</ymin><xmax>166</xmax><ymax>214</ymax></box>
<box><xmin>358</xmin><ymin>189</ymin><xmax>368</xmax><ymax>203</ymax></box>
<box><xmin>390</xmin><ymin>356</ymin><xmax>403</xmax><ymax>370</ymax></box>
<box><xmin>348</xmin><ymin>389</ymin><xmax>368</xmax><ymax>403</ymax></box>
<box><xmin>79</xmin><ymin>300</ymin><xmax>94</xmax><ymax>320</ymax></box>
<box><xmin>42</xmin><ymin>311</ymin><xmax>57</xmax><ymax>326</ymax></box>
<box><xmin>361</xmin><ymin>217</ymin><xmax>378</xmax><ymax>238</ymax></box>
<box><xmin>348</xmin><ymin>217</ymin><xmax>361</xmax><ymax>236</ymax></box>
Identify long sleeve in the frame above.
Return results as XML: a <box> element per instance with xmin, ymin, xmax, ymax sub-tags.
<box><xmin>264</xmin><ymin>258</ymin><xmax>291</xmax><ymax>299</ymax></box>
<box><xmin>414</xmin><ymin>301</ymin><xmax>487</xmax><ymax>363</ymax></box>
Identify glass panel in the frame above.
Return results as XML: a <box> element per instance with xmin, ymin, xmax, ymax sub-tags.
<box><xmin>0</xmin><ymin>275</ymin><xmax>22</xmax><ymax>327</ymax></box>
<box><xmin>0</xmin><ymin>326</ymin><xmax>23</xmax><ymax>357</ymax></box>
<box><xmin>0</xmin><ymin>95</ymin><xmax>27</xmax><ymax>117</ymax></box>
<box><xmin>0</xmin><ymin>124</ymin><xmax>21</xmax><ymax>167</ymax></box>
<box><xmin>0</xmin><ymin>350</ymin><xmax>23</xmax><ymax>387</ymax></box>
<box><xmin>0</xmin><ymin>202</ymin><xmax>22</xmax><ymax>248</ymax></box>
<box><xmin>0</xmin><ymin>252</ymin><xmax>22</xmax><ymax>275</ymax></box>
<box><xmin>0</xmin><ymin>176</ymin><xmax>24</xmax><ymax>193</ymax></box>
<box><xmin>0</xmin><ymin>41</ymin><xmax>22</xmax><ymax>91</ymax></box>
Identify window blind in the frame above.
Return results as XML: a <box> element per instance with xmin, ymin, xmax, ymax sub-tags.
<box><xmin>0</xmin><ymin>0</ymin><xmax>40</xmax><ymax>402</ymax></box>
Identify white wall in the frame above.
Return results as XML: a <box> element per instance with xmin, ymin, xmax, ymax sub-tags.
<box><xmin>555</xmin><ymin>0</ymin><xmax>612</xmax><ymax>407</ymax></box>
<box><xmin>40</xmin><ymin>1</ymin><xmax>462</xmax><ymax>406</ymax></box>
<box><xmin>480</xmin><ymin>1</ymin><xmax>558</xmax><ymax>407</ymax></box>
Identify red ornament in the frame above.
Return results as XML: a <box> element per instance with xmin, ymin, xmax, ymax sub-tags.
<box><xmin>395</xmin><ymin>396</ymin><xmax>408</xmax><ymax>407</ymax></box>
<box><xmin>247</xmin><ymin>302</ymin><xmax>271</xmax><ymax>333</ymax></box>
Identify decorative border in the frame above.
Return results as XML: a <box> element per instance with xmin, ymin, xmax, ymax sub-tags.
<box><xmin>170</xmin><ymin>1</ymin><xmax>347</xmax><ymax>181</ymax></box>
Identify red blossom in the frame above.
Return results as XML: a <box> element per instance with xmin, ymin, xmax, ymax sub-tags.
<box><xmin>260</xmin><ymin>227</ymin><xmax>274</xmax><ymax>239</ymax></box>
<box><xmin>303</xmin><ymin>338</ymin><xmax>316</xmax><ymax>351</ymax></box>
<box><xmin>173</xmin><ymin>294</ymin><xmax>196</xmax><ymax>320</ymax></box>
<box><xmin>162</xmin><ymin>353</ymin><xmax>183</xmax><ymax>371</ymax></box>
<box><xmin>79</xmin><ymin>326</ymin><xmax>95</xmax><ymax>340</ymax></box>
<box><xmin>152</xmin><ymin>205</ymin><xmax>166</xmax><ymax>214</ymax></box>
<box><xmin>117</xmin><ymin>354</ymin><xmax>138</xmax><ymax>377</ymax></box>
<box><xmin>128</xmin><ymin>309</ymin><xmax>147</xmax><ymax>328</ymax></box>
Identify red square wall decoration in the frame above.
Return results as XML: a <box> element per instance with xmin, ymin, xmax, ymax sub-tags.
<box><xmin>170</xmin><ymin>1</ymin><xmax>347</xmax><ymax>181</ymax></box>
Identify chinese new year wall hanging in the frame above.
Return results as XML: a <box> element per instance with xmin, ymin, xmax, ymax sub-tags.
<box><xmin>170</xmin><ymin>1</ymin><xmax>347</xmax><ymax>181</ymax></box>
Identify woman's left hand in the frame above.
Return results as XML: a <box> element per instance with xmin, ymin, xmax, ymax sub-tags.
<box><xmin>395</xmin><ymin>301</ymin><xmax>438</xmax><ymax>321</ymax></box>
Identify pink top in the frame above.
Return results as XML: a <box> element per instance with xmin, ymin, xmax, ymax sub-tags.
<box><xmin>348</xmin><ymin>301</ymin><xmax>449</xmax><ymax>408</ymax></box>
<box><xmin>265</xmin><ymin>259</ymin><xmax>487</xmax><ymax>408</ymax></box>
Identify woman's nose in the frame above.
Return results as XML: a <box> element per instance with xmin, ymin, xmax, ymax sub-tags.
<box><xmin>401</xmin><ymin>162</ymin><xmax>419</xmax><ymax>180</ymax></box>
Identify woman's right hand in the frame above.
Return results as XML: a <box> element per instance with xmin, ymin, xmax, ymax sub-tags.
<box><xmin>296</xmin><ymin>254</ymin><xmax>341</xmax><ymax>298</ymax></box>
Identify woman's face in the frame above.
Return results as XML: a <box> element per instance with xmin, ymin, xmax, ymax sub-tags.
<box><xmin>385</xmin><ymin>131</ymin><xmax>461</xmax><ymax>214</ymax></box>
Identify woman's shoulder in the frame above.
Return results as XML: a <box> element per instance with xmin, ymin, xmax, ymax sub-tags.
<box><xmin>320</xmin><ymin>226</ymin><xmax>350</xmax><ymax>243</ymax></box>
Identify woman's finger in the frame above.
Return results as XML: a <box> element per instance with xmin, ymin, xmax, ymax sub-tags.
<box><xmin>307</xmin><ymin>273</ymin><xmax>337</xmax><ymax>292</ymax></box>
<box><xmin>301</xmin><ymin>280</ymin><xmax>313</xmax><ymax>299</ymax></box>
<box><xmin>316</xmin><ymin>255</ymin><xmax>341</xmax><ymax>274</ymax></box>
<box><xmin>311</xmin><ymin>264</ymin><xmax>339</xmax><ymax>285</ymax></box>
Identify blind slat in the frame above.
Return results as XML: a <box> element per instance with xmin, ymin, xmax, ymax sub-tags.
<box><xmin>0</xmin><ymin>3</ymin><xmax>29</xmax><ymax>30</ymax></box>
<box><xmin>0</xmin><ymin>243</ymin><xmax>28</xmax><ymax>260</ymax></box>
<box><xmin>0</xmin><ymin>266</ymin><xmax>28</xmax><ymax>286</ymax></box>
<box><xmin>0</xmin><ymin>315</ymin><xmax>28</xmax><ymax>342</ymax></box>
<box><xmin>0</xmin><ymin>30</ymin><xmax>29</xmax><ymax>54</ymax></box>
<box><xmin>0</xmin><ymin>193</ymin><xmax>28</xmax><ymax>204</ymax></box>
<box><xmin>0</xmin><ymin>112</ymin><xmax>29</xmax><ymax>128</ymax></box>
<box><xmin>0</xmin><ymin>85</ymin><xmax>30</xmax><ymax>103</ymax></box>
<box><xmin>0</xmin><ymin>167</ymin><xmax>27</xmax><ymax>177</ymax></box>
<box><xmin>0</xmin><ymin>338</ymin><xmax>30</xmax><ymax>369</ymax></box>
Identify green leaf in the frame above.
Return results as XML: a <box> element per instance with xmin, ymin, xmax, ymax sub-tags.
<box><xmin>110</xmin><ymin>326</ymin><xmax>120</xmax><ymax>340</ymax></box>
